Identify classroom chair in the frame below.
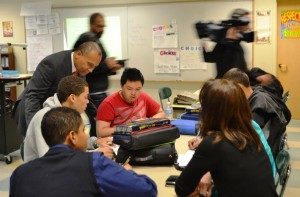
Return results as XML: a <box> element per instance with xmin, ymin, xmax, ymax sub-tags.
<box><xmin>282</xmin><ymin>91</ymin><xmax>289</xmax><ymax>103</ymax></box>
<box><xmin>275</xmin><ymin>149</ymin><xmax>291</xmax><ymax>197</ymax></box>
<box><xmin>158</xmin><ymin>87</ymin><xmax>172</xmax><ymax>110</ymax></box>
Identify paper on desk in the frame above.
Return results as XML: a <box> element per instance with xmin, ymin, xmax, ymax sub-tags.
<box><xmin>177</xmin><ymin>150</ymin><xmax>195</xmax><ymax>167</ymax></box>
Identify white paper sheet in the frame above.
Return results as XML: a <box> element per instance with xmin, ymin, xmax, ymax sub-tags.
<box><xmin>154</xmin><ymin>49</ymin><xmax>180</xmax><ymax>73</ymax></box>
<box><xmin>255</xmin><ymin>10</ymin><xmax>271</xmax><ymax>43</ymax></box>
<box><xmin>180</xmin><ymin>45</ymin><xmax>207</xmax><ymax>70</ymax></box>
<box><xmin>177</xmin><ymin>150</ymin><xmax>195</xmax><ymax>167</ymax></box>
<box><xmin>20</xmin><ymin>1</ymin><xmax>51</xmax><ymax>16</ymax></box>
<box><xmin>152</xmin><ymin>24</ymin><xmax>178</xmax><ymax>48</ymax></box>
<box><xmin>25</xmin><ymin>16</ymin><xmax>37</xmax><ymax>30</ymax></box>
<box><xmin>26</xmin><ymin>35</ymin><xmax>53</xmax><ymax>72</ymax></box>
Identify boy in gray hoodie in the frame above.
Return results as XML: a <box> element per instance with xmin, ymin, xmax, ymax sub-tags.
<box><xmin>24</xmin><ymin>75</ymin><xmax>113</xmax><ymax>162</ymax></box>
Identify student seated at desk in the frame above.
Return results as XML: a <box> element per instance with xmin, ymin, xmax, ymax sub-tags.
<box><xmin>175</xmin><ymin>79</ymin><xmax>277</xmax><ymax>197</ymax></box>
<box><xmin>24</xmin><ymin>76</ymin><xmax>113</xmax><ymax>162</ymax></box>
<box><xmin>96</xmin><ymin>68</ymin><xmax>165</xmax><ymax>137</ymax></box>
<box><xmin>223</xmin><ymin>68</ymin><xmax>291</xmax><ymax>157</ymax></box>
<box><xmin>189</xmin><ymin>68</ymin><xmax>290</xmax><ymax>157</ymax></box>
<box><xmin>10</xmin><ymin>107</ymin><xmax>157</xmax><ymax>197</ymax></box>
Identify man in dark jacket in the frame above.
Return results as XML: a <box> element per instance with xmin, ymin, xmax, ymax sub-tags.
<box><xmin>13</xmin><ymin>41</ymin><xmax>101</xmax><ymax>136</ymax></box>
<box><xmin>202</xmin><ymin>8</ymin><xmax>252</xmax><ymax>78</ymax></box>
<box><xmin>10</xmin><ymin>107</ymin><xmax>157</xmax><ymax>197</ymax></box>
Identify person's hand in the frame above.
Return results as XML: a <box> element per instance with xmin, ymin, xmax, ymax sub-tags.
<box><xmin>188</xmin><ymin>137</ymin><xmax>201</xmax><ymax>150</ymax></box>
<box><xmin>226</xmin><ymin>27</ymin><xmax>239</xmax><ymax>39</ymax></box>
<box><xmin>97</xmin><ymin>137</ymin><xmax>113</xmax><ymax>148</ymax></box>
<box><xmin>123</xmin><ymin>163</ymin><xmax>133</xmax><ymax>171</ymax></box>
<box><xmin>106</xmin><ymin>57</ymin><xmax>122</xmax><ymax>71</ymax></box>
<box><xmin>201</xmin><ymin>40</ymin><xmax>208</xmax><ymax>51</ymax></box>
<box><xmin>197</xmin><ymin>172</ymin><xmax>213</xmax><ymax>197</ymax></box>
<box><xmin>95</xmin><ymin>146</ymin><xmax>114</xmax><ymax>159</ymax></box>
<box><xmin>135</xmin><ymin>118</ymin><xmax>148</xmax><ymax>121</ymax></box>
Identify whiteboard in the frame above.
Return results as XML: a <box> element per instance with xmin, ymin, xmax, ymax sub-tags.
<box><xmin>127</xmin><ymin>1</ymin><xmax>252</xmax><ymax>81</ymax></box>
<box><xmin>53</xmin><ymin>1</ymin><xmax>252</xmax><ymax>81</ymax></box>
<box><xmin>52</xmin><ymin>6</ymin><xmax>128</xmax><ymax>58</ymax></box>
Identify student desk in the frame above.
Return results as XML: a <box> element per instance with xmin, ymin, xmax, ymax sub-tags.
<box><xmin>0</xmin><ymin>74</ymin><xmax>31</xmax><ymax>163</ymax></box>
<box><xmin>134</xmin><ymin>135</ymin><xmax>194</xmax><ymax>197</ymax></box>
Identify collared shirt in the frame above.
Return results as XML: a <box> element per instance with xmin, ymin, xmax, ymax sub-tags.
<box><xmin>71</xmin><ymin>52</ymin><xmax>76</xmax><ymax>73</ymax></box>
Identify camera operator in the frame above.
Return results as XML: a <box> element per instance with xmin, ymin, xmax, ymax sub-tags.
<box><xmin>199</xmin><ymin>8</ymin><xmax>253</xmax><ymax>78</ymax></box>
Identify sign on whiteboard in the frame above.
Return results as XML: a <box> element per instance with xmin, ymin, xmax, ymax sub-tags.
<box><xmin>152</xmin><ymin>24</ymin><xmax>178</xmax><ymax>48</ymax></box>
<box><xmin>26</xmin><ymin>35</ymin><xmax>53</xmax><ymax>72</ymax></box>
<box><xmin>154</xmin><ymin>49</ymin><xmax>179</xmax><ymax>73</ymax></box>
<box><xmin>180</xmin><ymin>45</ymin><xmax>207</xmax><ymax>70</ymax></box>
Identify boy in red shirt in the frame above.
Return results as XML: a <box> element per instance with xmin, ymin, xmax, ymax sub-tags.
<box><xmin>96</xmin><ymin>68</ymin><xmax>165</xmax><ymax>137</ymax></box>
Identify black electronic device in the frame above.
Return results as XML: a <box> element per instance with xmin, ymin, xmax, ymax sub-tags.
<box><xmin>165</xmin><ymin>175</ymin><xmax>179</xmax><ymax>187</ymax></box>
<box><xmin>195</xmin><ymin>21</ymin><xmax>254</xmax><ymax>43</ymax></box>
<box><xmin>117</xmin><ymin>59</ymin><xmax>128</xmax><ymax>67</ymax></box>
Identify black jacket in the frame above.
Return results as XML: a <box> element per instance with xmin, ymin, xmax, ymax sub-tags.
<box><xmin>74</xmin><ymin>32</ymin><xmax>114</xmax><ymax>93</ymax></box>
<box><xmin>10</xmin><ymin>146</ymin><xmax>101</xmax><ymax>197</ymax></box>
<box><xmin>249</xmin><ymin>86</ymin><xmax>291</xmax><ymax>156</ymax></box>
<box><xmin>203</xmin><ymin>39</ymin><xmax>247</xmax><ymax>78</ymax></box>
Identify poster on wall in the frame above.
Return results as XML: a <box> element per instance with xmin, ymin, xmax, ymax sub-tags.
<box><xmin>152</xmin><ymin>23</ymin><xmax>178</xmax><ymax>48</ymax></box>
<box><xmin>26</xmin><ymin>35</ymin><xmax>53</xmax><ymax>72</ymax></box>
<box><xmin>2</xmin><ymin>21</ymin><xmax>13</xmax><ymax>37</ymax></box>
<box><xmin>154</xmin><ymin>49</ymin><xmax>179</xmax><ymax>73</ymax></box>
<box><xmin>281</xmin><ymin>10</ymin><xmax>300</xmax><ymax>38</ymax></box>
<box><xmin>255</xmin><ymin>11</ymin><xmax>271</xmax><ymax>43</ymax></box>
<box><xmin>180</xmin><ymin>45</ymin><xmax>207</xmax><ymax>70</ymax></box>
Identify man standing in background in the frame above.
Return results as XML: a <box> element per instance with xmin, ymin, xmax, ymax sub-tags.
<box><xmin>74</xmin><ymin>13</ymin><xmax>123</xmax><ymax>136</ymax></box>
<box><xmin>201</xmin><ymin>8</ymin><xmax>253</xmax><ymax>78</ymax></box>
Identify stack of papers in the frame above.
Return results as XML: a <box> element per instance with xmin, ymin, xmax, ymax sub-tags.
<box><xmin>175</xmin><ymin>90</ymin><xmax>200</xmax><ymax>105</ymax></box>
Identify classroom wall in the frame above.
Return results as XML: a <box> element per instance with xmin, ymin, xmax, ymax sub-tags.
<box><xmin>0</xmin><ymin>0</ymin><xmax>277</xmax><ymax>102</ymax></box>
<box><xmin>0</xmin><ymin>1</ymin><xmax>27</xmax><ymax>73</ymax></box>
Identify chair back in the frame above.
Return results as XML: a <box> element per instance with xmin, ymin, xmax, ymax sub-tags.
<box><xmin>158</xmin><ymin>87</ymin><xmax>172</xmax><ymax>110</ymax></box>
<box><xmin>276</xmin><ymin>149</ymin><xmax>292</xmax><ymax>197</ymax></box>
<box><xmin>278</xmin><ymin>132</ymin><xmax>289</xmax><ymax>151</ymax></box>
<box><xmin>282</xmin><ymin>91</ymin><xmax>289</xmax><ymax>103</ymax></box>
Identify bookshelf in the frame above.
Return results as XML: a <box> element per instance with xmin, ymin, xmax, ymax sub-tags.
<box><xmin>0</xmin><ymin>46</ymin><xmax>16</xmax><ymax>101</ymax></box>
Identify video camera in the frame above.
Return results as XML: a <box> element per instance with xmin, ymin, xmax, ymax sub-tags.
<box><xmin>195</xmin><ymin>18</ymin><xmax>254</xmax><ymax>43</ymax></box>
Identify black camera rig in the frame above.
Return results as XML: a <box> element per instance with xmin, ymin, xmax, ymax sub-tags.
<box><xmin>195</xmin><ymin>18</ymin><xmax>254</xmax><ymax>43</ymax></box>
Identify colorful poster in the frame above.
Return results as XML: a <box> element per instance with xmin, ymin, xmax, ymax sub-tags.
<box><xmin>152</xmin><ymin>23</ymin><xmax>178</xmax><ymax>48</ymax></box>
<box><xmin>2</xmin><ymin>21</ymin><xmax>13</xmax><ymax>37</ymax></box>
<box><xmin>281</xmin><ymin>10</ymin><xmax>300</xmax><ymax>38</ymax></box>
<box><xmin>154</xmin><ymin>49</ymin><xmax>179</xmax><ymax>73</ymax></box>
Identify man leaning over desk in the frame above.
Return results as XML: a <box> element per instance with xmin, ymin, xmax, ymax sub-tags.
<box><xmin>13</xmin><ymin>41</ymin><xmax>101</xmax><ymax>137</ymax></box>
<box><xmin>96</xmin><ymin>68</ymin><xmax>165</xmax><ymax>137</ymax></box>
